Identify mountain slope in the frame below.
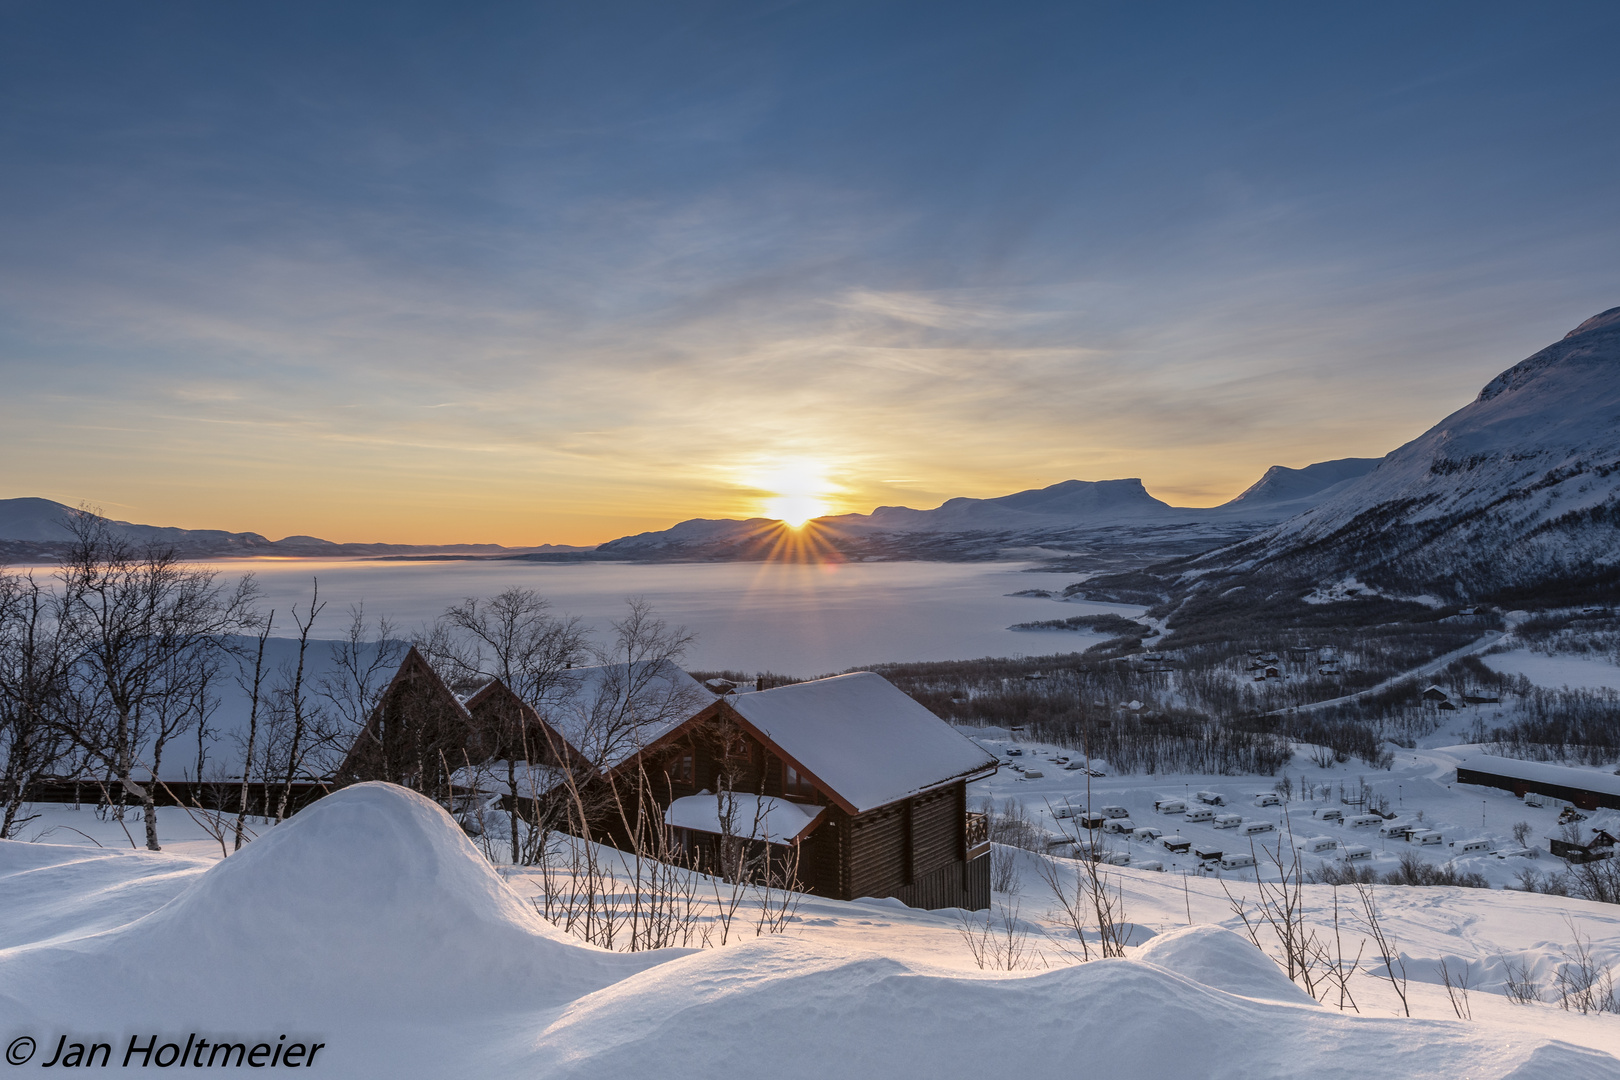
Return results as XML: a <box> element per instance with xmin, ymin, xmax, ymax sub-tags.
<box><xmin>1233</xmin><ymin>306</ymin><xmax>1620</xmax><ymax>601</ymax></box>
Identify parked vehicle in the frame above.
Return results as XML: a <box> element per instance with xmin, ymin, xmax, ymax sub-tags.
<box><xmin>1378</xmin><ymin>822</ymin><xmax>1414</xmax><ymax>840</ymax></box>
<box><xmin>1132</xmin><ymin>826</ymin><xmax>1163</xmax><ymax>843</ymax></box>
<box><xmin>1134</xmin><ymin>859</ymin><xmax>1165</xmax><ymax>872</ymax></box>
<box><xmin>1220</xmin><ymin>852</ymin><xmax>1257</xmax><ymax>871</ymax></box>
<box><xmin>1006</xmin><ymin>747</ymin><xmax>1023</xmax><ymax>756</ymax></box>
<box><xmin>1303</xmin><ymin>836</ymin><xmax>1338</xmax><ymax>853</ymax></box>
<box><xmin>1212</xmin><ymin>814</ymin><xmax>1243</xmax><ymax>829</ymax></box>
<box><xmin>1311</xmin><ymin>808</ymin><xmax>1343</xmax><ymax>823</ymax></box>
<box><xmin>1102</xmin><ymin>818</ymin><xmax>1137</xmax><ymax>834</ymax></box>
<box><xmin>1456</xmin><ymin>838</ymin><xmax>1491</xmax><ymax>855</ymax></box>
<box><xmin>1411</xmin><ymin>830</ymin><xmax>1444</xmax><ymax>846</ymax></box>
<box><xmin>1341</xmin><ymin>845</ymin><xmax>1373</xmax><ymax>862</ymax></box>
<box><xmin>1184</xmin><ymin>807</ymin><xmax>1216</xmax><ymax>824</ymax></box>
<box><xmin>1347</xmin><ymin>814</ymin><xmax>1383</xmax><ymax>829</ymax></box>
<box><xmin>1253</xmin><ymin>793</ymin><xmax>1281</xmax><ymax>807</ymax></box>
<box><xmin>1019</xmin><ymin>770</ymin><xmax>1045</xmax><ymax>780</ymax></box>
<box><xmin>1154</xmin><ymin>799</ymin><xmax>1186</xmax><ymax>815</ymax></box>
<box><xmin>1239</xmin><ymin>820</ymin><xmax>1276</xmax><ymax>836</ymax></box>
<box><xmin>1100</xmin><ymin>805</ymin><xmax>1129</xmax><ymax>819</ymax></box>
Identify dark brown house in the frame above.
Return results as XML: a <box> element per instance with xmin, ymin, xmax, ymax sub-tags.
<box><xmin>625</xmin><ymin>672</ymin><xmax>999</xmax><ymax>911</ymax></box>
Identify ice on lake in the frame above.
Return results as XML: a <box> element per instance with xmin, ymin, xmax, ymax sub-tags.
<box><xmin>226</xmin><ymin>559</ymin><xmax>1141</xmax><ymax>675</ymax></box>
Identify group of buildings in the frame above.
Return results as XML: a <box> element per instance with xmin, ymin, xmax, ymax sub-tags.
<box><xmin>336</xmin><ymin>649</ymin><xmax>998</xmax><ymax>910</ymax></box>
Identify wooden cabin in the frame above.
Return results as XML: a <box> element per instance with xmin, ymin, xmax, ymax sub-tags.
<box><xmin>338</xmin><ymin>647</ymin><xmax>714</xmax><ymax>822</ymax></box>
<box><xmin>624</xmin><ymin>671</ymin><xmax>1000</xmax><ymax>910</ymax></box>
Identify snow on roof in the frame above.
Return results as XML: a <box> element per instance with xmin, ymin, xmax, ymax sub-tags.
<box><xmin>1552</xmin><ymin>809</ymin><xmax>1620</xmax><ymax>848</ymax></box>
<box><xmin>539</xmin><ymin>660</ymin><xmax>714</xmax><ymax>770</ymax></box>
<box><xmin>449</xmin><ymin>760</ymin><xmax>569</xmax><ymax>800</ymax></box>
<box><xmin>1457</xmin><ymin>754</ymin><xmax>1620</xmax><ymax>799</ymax></box>
<box><xmin>725</xmin><ymin>671</ymin><xmax>999</xmax><ymax>814</ymax></box>
<box><xmin>664</xmin><ymin>793</ymin><xmax>822</xmax><ymax>844</ymax></box>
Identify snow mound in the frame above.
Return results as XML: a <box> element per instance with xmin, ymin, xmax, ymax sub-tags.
<box><xmin>0</xmin><ymin>783</ymin><xmax>659</xmax><ymax>1023</ymax></box>
<box><xmin>1133</xmin><ymin>924</ymin><xmax>1317</xmax><ymax>1005</ymax></box>
<box><xmin>526</xmin><ymin>936</ymin><xmax>1614</xmax><ymax>1080</ymax></box>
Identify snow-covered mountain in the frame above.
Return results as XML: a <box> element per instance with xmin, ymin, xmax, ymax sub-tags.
<box><xmin>597</xmin><ymin>461</ymin><xmax>1378</xmax><ymax>560</ymax></box>
<box><xmin>0</xmin><ymin>498</ymin><xmax>581</xmax><ymax>560</ymax></box>
<box><xmin>1235</xmin><ymin>306</ymin><xmax>1620</xmax><ymax>601</ymax></box>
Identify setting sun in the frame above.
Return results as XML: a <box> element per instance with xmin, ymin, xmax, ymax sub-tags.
<box><xmin>756</xmin><ymin>460</ymin><xmax>833</xmax><ymax>527</ymax></box>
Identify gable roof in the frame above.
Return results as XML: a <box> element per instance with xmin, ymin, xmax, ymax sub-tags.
<box><xmin>723</xmin><ymin>671</ymin><xmax>999</xmax><ymax>815</ymax></box>
<box><xmin>536</xmin><ymin>659</ymin><xmax>715</xmax><ymax>771</ymax></box>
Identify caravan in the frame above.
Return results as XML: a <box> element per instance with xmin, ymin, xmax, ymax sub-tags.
<box><xmin>1220</xmin><ymin>852</ymin><xmax>1257</xmax><ymax>871</ymax></box>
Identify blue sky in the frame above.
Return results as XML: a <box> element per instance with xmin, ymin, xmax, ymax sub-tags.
<box><xmin>2</xmin><ymin>1</ymin><xmax>1617</xmax><ymax>543</ymax></box>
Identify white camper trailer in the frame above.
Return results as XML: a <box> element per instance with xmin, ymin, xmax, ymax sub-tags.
<box><xmin>1239</xmin><ymin>820</ymin><xmax>1277</xmax><ymax>837</ymax></box>
<box><xmin>1184</xmin><ymin>807</ymin><xmax>1216</xmax><ymax>824</ymax></box>
<box><xmin>1304</xmin><ymin>836</ymin><xmax>1338</xmax><ymax>854</ymax></box>
<box><xmin>1312</xmin><ymin>808</ymin><xmax>1343</xmax><ymax>823</ymax></box>
<box><xmin>1341</xmin><ymin>845</ymin><xmax>1373</xmax><ymax>862</ymax></box>
<box><xmin>1220</xmin><ymin>852</ymin><xmax>1258</xmax><ymax>871</ymax></box>
<box><xmin>1154</xmin><ymin>799</ymin><xmax>1187</xmax><ymax>815</ymax></box>
<box><xmin>1212</xmin><ymin>814</ymin><xmax>1243</xmax><ymax>829</ymax></box>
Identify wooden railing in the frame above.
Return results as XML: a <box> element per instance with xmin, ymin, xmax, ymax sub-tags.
<box><xmin>965</xmin><ymin>810</ymin><xmax>989</xmax><ymax>859</ymax></box>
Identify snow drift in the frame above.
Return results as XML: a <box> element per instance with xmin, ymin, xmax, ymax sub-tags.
<box><xmin>4</xmin><ymin>783</ymin><xmax>1617</xmax><ymax>1079</ymax></box>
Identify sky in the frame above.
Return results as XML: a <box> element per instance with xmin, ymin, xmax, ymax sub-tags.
<box><xmin>2</xmin><ymin>1</ymin><xmax>1618</xmax><ymax>546</ymax></box>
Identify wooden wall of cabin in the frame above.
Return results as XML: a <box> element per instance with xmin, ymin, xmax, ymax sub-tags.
<box><xmin>841</xmin><ymin>782</ymin><xmax>969</xmax><ymax>907</ymax></box>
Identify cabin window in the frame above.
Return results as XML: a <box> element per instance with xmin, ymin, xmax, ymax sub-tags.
<box><xmin>670</xmin><ymin>752</ymin><xmax>694</xmax><ymax>784</ymax></box>
<box><xmin>784</xmin><ymin>762</ymin><xmax>814</xmax><ymax>798</ymax></box>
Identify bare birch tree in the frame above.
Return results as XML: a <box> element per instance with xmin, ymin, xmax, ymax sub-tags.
<box><xmin>0</xmin><ymin>569</ymin><xmax>73</xmax><ymax>838</ymax></box>
<box><xmin>57</xmin><ymin>510</ymin><xmax>257</xmax><ymax>850</ymax></box>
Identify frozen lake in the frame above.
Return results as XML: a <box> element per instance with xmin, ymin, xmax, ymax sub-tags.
<box><xmin>220</xmin><ymin>559</ymin><xmax>1138</xmax><ymax>675</ymax></box>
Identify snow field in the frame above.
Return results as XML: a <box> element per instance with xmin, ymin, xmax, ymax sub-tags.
<box><xmin>4</xmin><ymin>784</ymin><xmax>1619</xmax><ymax>1078</ymax></box>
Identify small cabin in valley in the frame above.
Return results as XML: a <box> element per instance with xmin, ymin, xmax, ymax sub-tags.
<box><xmin>629</xmin><ymin>672</ymin><xmax>1000</xmax><ymax>910</ymax></box>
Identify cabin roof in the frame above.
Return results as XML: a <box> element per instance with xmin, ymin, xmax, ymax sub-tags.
<box><xmin>538</xmin><ymin>659</ymin><xmax>715</xmax><ymax>771</ymax></box>
<box><xmin>664</xmin><ymin>793</ymin><xmax>824</xmax><ymax>844</ymax></box>
<box><xmin>724</xmin><ymin>671</ymin><xmax>999</xmax><ymax>814</ymax></box>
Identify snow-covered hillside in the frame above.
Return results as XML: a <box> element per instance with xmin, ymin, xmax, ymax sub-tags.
<box><xmin>1243</xmin><ymin>306</ymin><xmax>1620</xmax><ymax>600</ymax></box>
<box><xmin>6</xmin><ymin>783</ymin><xmax>1619</xmax><ymax>1079</ymax></box>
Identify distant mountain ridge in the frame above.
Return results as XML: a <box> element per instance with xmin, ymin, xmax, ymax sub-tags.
<box><xmin>597</xmin><ymin>459</ymin><xmax>1381</xmax><ymax>559</ymax></box>
<box><xmin>0</xmin><ymin>498</ymin><xmax>588</xmax><ymax>560</ymax></box>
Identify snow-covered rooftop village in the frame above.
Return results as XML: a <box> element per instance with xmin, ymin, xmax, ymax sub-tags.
<box><xmin>7</xmin><ymin>4</ymin><xmax>1620</xmax><ymax>1078</ymax></box>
